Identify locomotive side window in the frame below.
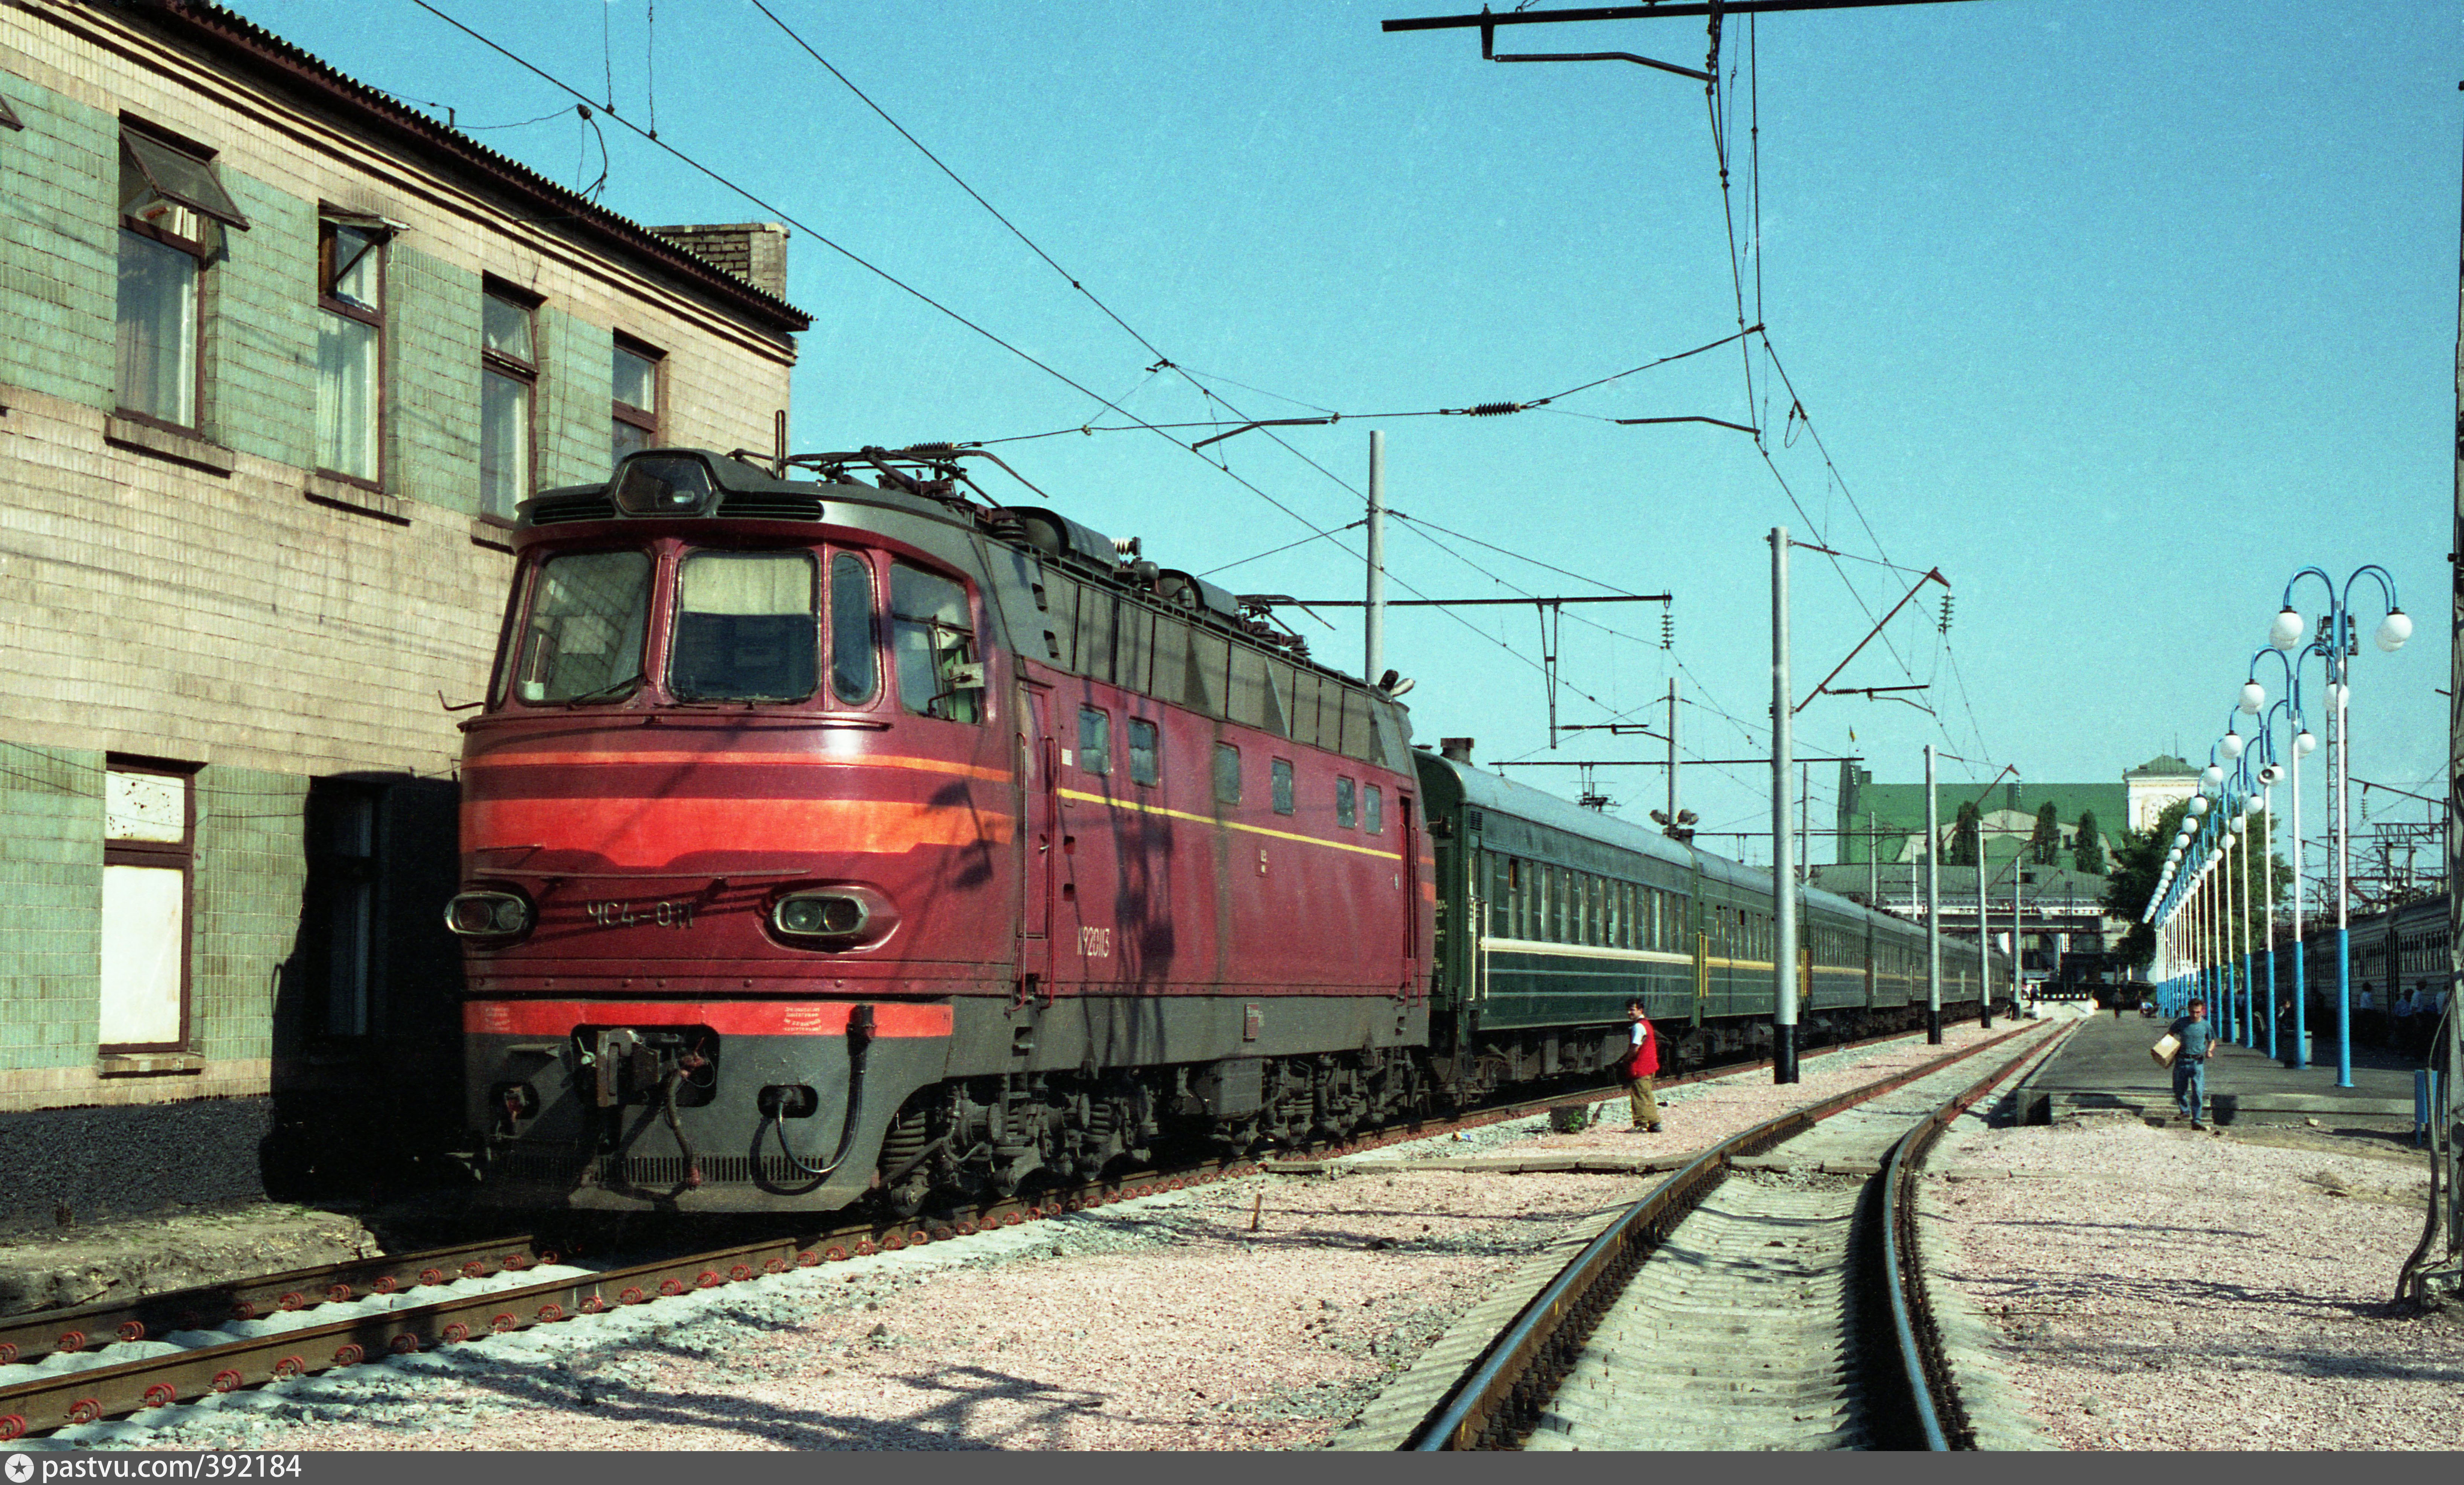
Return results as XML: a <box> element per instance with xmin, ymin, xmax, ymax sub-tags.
<box><xmin>1212</xmin><ymin>742</ymin><xmax>1241</xmax><ymax>805</ymax></box>
<box><xmin>829</xmin><ymin>552</ymin><xmax>879</xmax><ymax>704</ymax></box>
<box><xmin>890</xmin><ymin>561</ymin><xmax>980</xmax><ymax>723</ymax></box>
<box><xmin>514</xmin><ymin>549</ymin><xmax>650</xmax><ymax>704</ymax></box>
<box><xmin>1271</xmin><ymin>758</ymin><xmax>1295</xmax><ymax>816</ymax></box>
<box><xmin>1128</xmin><ymin>718</ymin><xmax>1160</xmax><ymax>787</ymax></box>
<box><xmin>1336</xmin><ymin>776</ymin><xmax>1356</xmax><ymax>829</ymax></box>
<box><xmin>1078</xmin><ymin>707</ymin><xmax>1110</xmax><ymax>775</ymax></box>
<box><xmin>1365</xmin><ymin>784</ymin><xmax>1383</xmax><ymax>835</ymax></box>
<box><xmin>669</xmin><ymin>550</ymin><xmax>817</xmax><ymax>703</ymax></box>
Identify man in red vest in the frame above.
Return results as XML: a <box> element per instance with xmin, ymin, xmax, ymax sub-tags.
<box><xmin>1624</xmin><ymin>999</ymin><xmax>1663</xmax><ymax>1133</ymax></box>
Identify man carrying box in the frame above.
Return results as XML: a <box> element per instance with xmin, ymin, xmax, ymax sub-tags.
<box><xmin>2167</xmin><ymin>998</ymin><xmax>2217</xmax><ymax>1129</ymax></box>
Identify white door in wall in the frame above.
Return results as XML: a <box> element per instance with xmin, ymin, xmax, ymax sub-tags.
<box><xmin>100</xmin><ymin>863</ymin><xmax>185</xmax><ymax>1046</ymax></box>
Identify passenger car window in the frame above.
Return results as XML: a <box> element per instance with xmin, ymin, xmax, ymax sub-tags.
<box><xmin>889</xmin><ymin>561</ymin><xmax>980</xmax><ymax>723</ymax></box>
<box><xmin>1213</xmin><ymin>743</ymin><xmax>1241</xmax><ymax>805</ymax></box>
<box><xmin>1078</xmin><ymin>708</ymin><xmax>1110</xmax><ymax>775</ymax></box>
<box><xmin>669</xmin><ymin>550</ymin><xmax>817</xmax><ymax>703</ymax></box>
<box><xmin>1336</xmin><ymin>777</ymin><xmax>1356</xmax><ymax>829</ymax></box>
<box><xmin>1271</xmin><ymin>758</ymin><xmax>1295</xmax><ymax>816</ymax></box>
<box><xmin>513</xmin><ymin>549</ymin><xmax>649</xmax><ymax>704</ymax></box>
<box><xmin>830</xmin><ymin>552</ymin><xmax>878</xmax><ymax>704</ymax></box>
<box><xmin>1128</xmin><ymin>718</ymin><xmax>1159</xmax><ymax>787</ymax></box>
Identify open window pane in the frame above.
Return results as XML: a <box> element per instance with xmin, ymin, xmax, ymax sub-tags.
<box><xmin>483</xmin><ymin>294</ymin><xmax>534</xmax><ymax>364</ymax></box>
<box><xmin>514</xmin><ymin>549</ymin><xmax>650</xmax><ymax>704</ymax></box>
<box><xmin>116</xmin><ymin>229</ymin><xmax>195</xmax><ymax>424</ymax></box>
<box><xmin>670</xmin><ymin>550</ymin><xmax>818</xmax><ymax>703</ymax></box>
<box><xmin>890</xmin><ymin>561</ymin><xmax>979</xmax><ymax>723</ymax></box>
<box><xmin>316</xmin><ymin>311</ymin><xmax>378</xmax><ymax>479</ymax></box>
<box><xmin>122</xmin><ymin>131</ymin><xmax>248</xmax><ymax>229</ymax></box>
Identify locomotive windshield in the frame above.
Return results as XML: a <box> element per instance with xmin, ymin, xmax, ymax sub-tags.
<box><xmin>888</xmin><ymin>560</ymin><xmax>978</xmax><ymax>723</ymax></box>
<box><xmin>670</xmin><ymin>549</ymin><xmax>818</xmax><ymax>703</ymax></box>
<box><xmin>513</xmin><ymin>549</ymin><xmax>650</xmax><ymax>704</ymax></box>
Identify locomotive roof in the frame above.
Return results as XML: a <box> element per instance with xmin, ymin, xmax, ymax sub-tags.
<box><xmin>1420</xmin><ymin>752</ymin><xmax>1900</xmax><ymax>927</ymax></box>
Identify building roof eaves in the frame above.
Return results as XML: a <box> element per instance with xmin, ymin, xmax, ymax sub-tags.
<box><xmin>127</xmin><ymin>1</ymin><xmax>812</xmax><ymax>336</ymax></box>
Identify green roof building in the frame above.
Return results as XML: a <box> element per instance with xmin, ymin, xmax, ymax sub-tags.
<box><xmin>1833</xmin><ymin>755</ymin><xmax>2198</xmax><ymax>872</ymax></box>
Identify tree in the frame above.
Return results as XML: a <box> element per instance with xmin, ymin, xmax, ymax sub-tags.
<box><xmin>1947</xmin><ymin>799</ymin><xmax>1982</xmax><ymax>867</ymax></box>
<box><xmin>2029</xmin><ymin>801</ymin><xmax>2062</xmax><ymax>866</ymax></box>
<box><xmin>2073</xmin><ymin>810</ymin><xmax>2106</xmax><ymax>874</ymax></box>
<box><xmin>2103</xmin><ymin>798</ymin><xmax>2287</xmax><ymax>969</ymax></box>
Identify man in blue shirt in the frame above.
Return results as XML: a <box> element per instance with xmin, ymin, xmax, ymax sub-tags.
<box><xmin>2169</xmin><ymin>998</ymin><xmax>2216</xmax><ymax>1129</ymax></box>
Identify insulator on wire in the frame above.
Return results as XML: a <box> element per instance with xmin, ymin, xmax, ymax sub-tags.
<box><xmin>1461</xmin><ymin>402</ymin><xmax>1524</xmax><ymax>417</ymax></box>
<box><xmin>1660</xmin><ymin>611</ymin><xmax>1674</xmax><ymax>651</ymax></box>
<box><xmin>1937</xmin><ymin>593</ymin><xmax>1955</xmax><ymax>635</ymax></box>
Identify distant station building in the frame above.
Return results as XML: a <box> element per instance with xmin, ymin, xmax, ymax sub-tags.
<box><xmin>0</xmin><ymin>1</ymin><xmax>807</xmax><ymax>1222</ymax></box>
<box><xmin>1810</xmin><ymin>757</ymin><xmax>2196</xmax><ymax>991</ymax></box>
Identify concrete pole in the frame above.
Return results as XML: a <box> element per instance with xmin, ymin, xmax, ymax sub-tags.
<box><xmin>1925</xmin><ymin>745</ymin><xmax>1942</xmax><ymax>1043</ymax></box>
<box><xmin>1978</xmin><ymin>825</ymin><xmax>1992</xmax><ymax>1028</ymax></box>
<box><xmin>2263</xmin><ymin>790</ymin><xmax>2278</xmax><ymax>1062</ymax></box>
<box><xmin>1364</xmin><ymin>430</ymin><xmax>1386</xmax><ymax>685</ymax></box>
<box><xmin>2292</xmin><ymin>744</ymin><xmax>2308</xmax><ymax>1068</ymax></box>
<box><xmin>2238</xmin><ymin>819</ymin><xmax>2254</xmax><ymax>1048</ymax></box>
<box><xmin>1772</xmin><ymin>527</ymin><xmax>1798</xmax><ymax>1083</ymax></box>
<box><xmin>2334</xmin><ymin>659</ymin><xmax>2353</xmax><ymax>1088</ymax></box>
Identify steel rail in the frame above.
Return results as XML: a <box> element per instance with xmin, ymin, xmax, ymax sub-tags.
<box><xmin>1878</xmin><ymin>1019</ymin><xmax>2081</xmax><ymax>1449</ymax></box>
<box><xmin>1405</xmin><ymin>1021</ymin><xmax>2046</xmax><ymax>1450</ymax></box>
<box><xmin>0</xmin><ymin>1015</ymin><xmax>1979</xmax><ymax>1439</ymax></box>
<box><xmin>0</xmin><ymin>1235</ymin><xmax>543</xmax><ymax>1370</ymax></box>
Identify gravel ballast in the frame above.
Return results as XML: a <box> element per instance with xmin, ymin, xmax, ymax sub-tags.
<box><xmin>1923</xmin><ymin>1112</ymin><xmax>2464</xmax><ymax>1451</ymax></box>
<box><xmin>27</xmin><ymin>1020</ymin><xmax>2033</xmax><ymax>1451</ymax></box>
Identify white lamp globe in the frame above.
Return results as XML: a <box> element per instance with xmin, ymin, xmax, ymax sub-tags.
<box><xmin>2243</xmin><ymin>793</ymin><xmax>2263</xmax><ymax>818</ymax></box>
<box><xmin>2294</xmin><ymin>730</ymin><xmax>2317</xmax><ymax>758</ymax></box>
<box><xmin>2201</xmin><ymin>764</ymin><xmax>2224</xmax><ymax>788</ymax></box>
<box><xmin>2374</xmin><ymin>609</ymin><xmax>2410</xmax><ymax>653</ymax></box>
<box><xmin>2188</xmin><ymin>796</ymin><xmax>2209</xmax><ymax>817</ymax></box>
<box><xmin>2239</xmin><ymin>681</ymin><xmax>2264</xmax><ymax>714</ymax></box>
<box><xmin>2269</xmin><ymin>607</ymin><xmax>2305</xmax><ymax>650</ymax></box>
<box><xmin>2220</xmin><ymin>732</ymin><xmax>2244</xmax><ymax>760</ymax></box>
<box><xmin>2227</xmin><ymin>814</ymin><xmax>2244</xmax><ymax>837</ymax></box>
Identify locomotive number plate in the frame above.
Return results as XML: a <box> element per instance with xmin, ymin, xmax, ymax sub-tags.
<box><xmin>1078</xmin><ymin>926</ymin><xmax>1113</xmax><ymax>958</ymax></box>
<box><xmin>584</xmin><ymin>900</ymin><xmax>696</xmax><ymax>929</ymax></box>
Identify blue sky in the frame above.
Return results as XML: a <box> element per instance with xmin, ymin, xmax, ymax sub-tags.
<box><xmin>239</xmin><ymin>0</ymin><xmax>2459</xmax><ymax>863</ymax></box>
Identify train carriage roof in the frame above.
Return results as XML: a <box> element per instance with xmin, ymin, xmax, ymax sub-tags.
<box><xmin>1417</xmin><ymin>752</ymin><xmax>1915</xmax><ymax>931</ymax></box>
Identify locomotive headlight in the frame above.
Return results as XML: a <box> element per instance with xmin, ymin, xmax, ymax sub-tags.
<box><xmin>774</xmin><ymin>892</ymin><xmax>868</xmax><ymax>939</ymax></box>
<box><xmin>611</xmin><ymin>452</ymin><xmax>717</xmax><ymax>516</ymax></box>
<box><xmin>446</xmin><ymin>891</ymin><xmax>533</xmax><ymax>938</ymax></box>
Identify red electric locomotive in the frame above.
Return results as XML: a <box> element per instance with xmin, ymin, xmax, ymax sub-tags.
<box><xmin>455</xmin><ymin>447</ymin><xmax>1430</xmax><ymax>1215</ymax></box>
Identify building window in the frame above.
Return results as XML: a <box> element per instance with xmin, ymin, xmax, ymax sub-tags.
<box><xmin>480</xmin><ymin>285</ymin><xmax>537</xmax><ymax>519</ymax></box>
<box><xmin>1078</xmin><ymin>708</ymin><xmax>1110</xmax><ymax>775</ymax></box>
<box><xmin>1365</xmin><ymin>784</ymin><xmax>1383</xmax><ymax>835</ymax></box>
<box><xmin>1271</xmin><ymin>758</ymin><xmax>1295</xmax><ymax>816</ymax></box>
<box><xmin>1336</xmin><ymin>776</ymin><xmax>1356</xmax><ymax>829</ymax></box>
<box><xmin>115</xmin><ymin>125</ymin><xmax>246</xmax><ymax>430</ymax></box>
<box><xmin>316</xmin><ymin>219</ymin><xmax>384</xmax><ymax>484</ymax></box>
<box><xmin>1213</xmin><ymin>743</ymin><xmax>1241</xmax><ymax>805</ymax></box>
<box><xmin>1128</xmin><ymin>718</ymin><xmax>1160</xmax><ymax>787</ymax></box>
<box><xmin>612</xmin><ymin>337</ymin><xmax>661</xmax><ymax>464</ymax></box>
<box><xmin>101</xmin><ymin>764</ymin><xmax>194</xmax><ymax>1052</ymax></box>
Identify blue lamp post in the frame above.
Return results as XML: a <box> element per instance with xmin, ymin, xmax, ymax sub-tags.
<box><xmin>2243</xmin><ymin>650</ymin><xmax>2315</xmax><ymax>1068</ymax></box>
<box><xmin>2272</xmin><ymin>567</ymin><xmax>2410</xmax><ymax>1089</ymax></box>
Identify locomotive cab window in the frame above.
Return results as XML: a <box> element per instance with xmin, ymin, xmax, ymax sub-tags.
<box><xmin>1336</xmin><ymin>776</ymin><xmax>1356</xmax><ymax>829</ymax></box>
<box><xmin>889</xmin><ymin>561</ymin><xmax>981</xmax><ymax>723</ymax></box>
<box><xmin>1213</xmin><ymin>742</ymin><xmax>1241</xmax><ymax>805</ymax></box>
<box><xmin>669</xmin><ymin>549</ymin><xmax>817</xmax><ymax>703</ymax></box>
<box><xmin>514</xmin><ymin>549</ymin><xmax>650</xmax><ymax>704</ymax></box>
<box><xmin>1365</xmin><ymin>784</ymin><xmax>1383</xmax><ymax>835</ymax></box>
<box><xmin>830</xmin><ymin>552</ymin><xmax>879</xmax><ymax>704</ymax></box>
<box><xmin>1271</xmin><ymin>758</ymin><xmax>1295</xmax><ymax>816</ymax></box>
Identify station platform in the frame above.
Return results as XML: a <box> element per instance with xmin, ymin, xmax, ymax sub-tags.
<box><xmin>2017</xmin><ymin>1007</ymin><xmax>2425</xmax><ymax>1129</ymax></box>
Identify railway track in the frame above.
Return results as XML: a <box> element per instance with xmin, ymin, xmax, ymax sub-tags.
<box><xmin>0</xmin><ymin>1018</ymin><xmax>1988</xmax><ymax>1442</ymax></box>
<box><xmin>1349</xmin><ymin>1018</ymin><xmax>2073</xmax><ymax>1451</ymax></box>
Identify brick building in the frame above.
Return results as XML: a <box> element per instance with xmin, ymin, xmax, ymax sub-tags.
<box><xmin>0</xmin><ymin>1</ymin><xmax>807</xmax><ymax>1222</ymax></box>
